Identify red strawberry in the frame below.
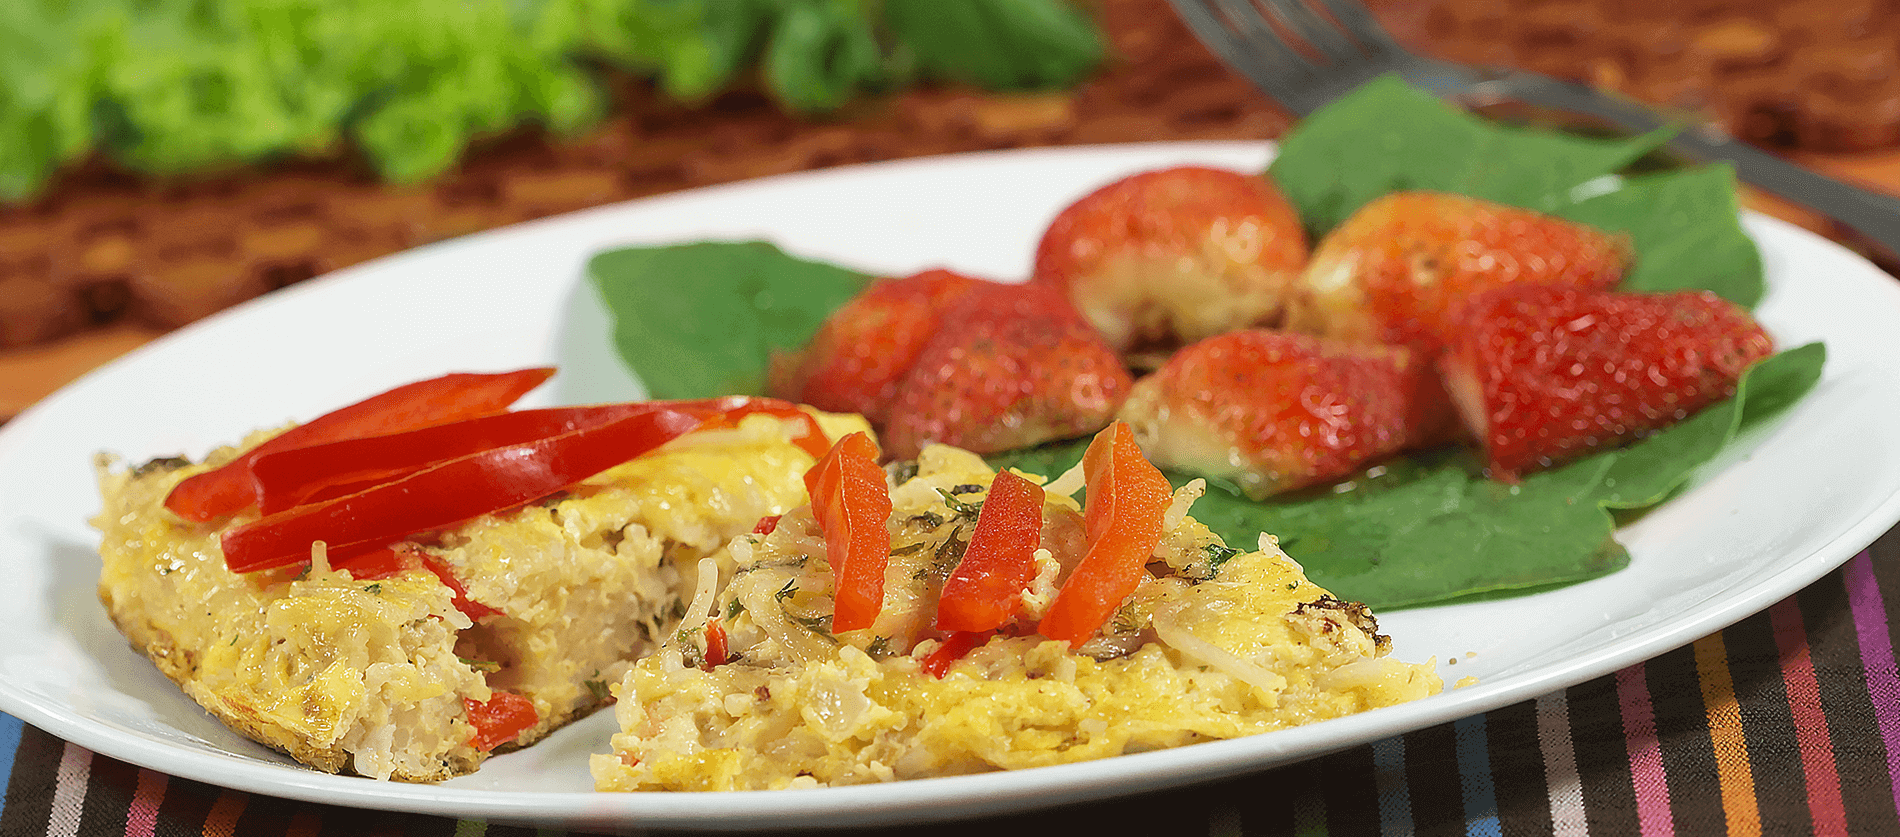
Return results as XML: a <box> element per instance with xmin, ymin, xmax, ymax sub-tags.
<box><xmin>768</xmin><ymin>268</ymin><xmax>979</xmax><ymax>424</ymax></box>
<box><xmin>1439</xmin><ymin>284</ymin><xmax>1774</xmax><ymax>482</ymax></box>
<box><xmin>1285</xmin><ymin>191</ymin><xmax>1632</xmax><ymax>351</ymax></box>
<box><xmin>1032</xmin><ymin>165</ymin><xmax>1310</xmax><ymax>357</ymax></box>
<box><xmin>1116</xmin><ymin>330</ymin><xmax>1416</xmax><ymax>499</ymax></box>
<box><xmin>883</xmin><ymin>282</ymin><xmax>1134</xmax><ymax>459</ymax></box>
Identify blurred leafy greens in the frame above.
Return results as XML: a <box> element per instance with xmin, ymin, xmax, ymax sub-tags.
<box><xmin>0</xmin><ymin>0</ymin><xmax>1104</xmax><ymax>201</ymax></box>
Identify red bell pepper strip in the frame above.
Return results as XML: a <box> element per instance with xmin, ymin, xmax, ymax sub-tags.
<box><xmin>464</xmin><ymin>692</ymin><xmax>538</xmax><ymax>752</ymax></box>
<box><xmin>220</xmin><ymin>408</ymin><xmax>705</xmax><ymax>573</ymax></box>
<box><xmin>250</xmin><ymin>397</ymin><xmax>828</xmax><ymax>515</ymax></box>
<box><xmin>934</xmin><ymin>470</ymin><xmax>1045</xmax><ymax>633</ymax></box>
<box><xmin>1036</xmin><ymin>422</ymin><xmax>1173</xmax><ymax>646</ymax></box>
<box><xmin>802</xmin><ymin>432</ymin><xmax>892</xmax><ymax>632</ymax></box>
<box><xmin>921</xmin><ymin>630</ymin><xmax>991</xmax><ymax>678</ymax></box>
<box><xmin>165</xmin><ymin>367</ymin><xmax>554</xmax><ymax>522</ymax></box>
<box><xmin>250</xmin><ymin>403</ymin><xmax>656</xmax><ymax>514</ymax></box>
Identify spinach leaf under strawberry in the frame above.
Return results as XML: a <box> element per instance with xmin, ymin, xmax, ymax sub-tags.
<box><xmin>589</xmin><ymin>79</ymin><xmax>1826</xmax><ymax>610</ymax></box>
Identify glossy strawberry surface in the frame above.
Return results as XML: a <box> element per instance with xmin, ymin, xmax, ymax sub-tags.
<box><xmin>1116</xmin><ymin>329</ymin><xmax>1415</xmax><ymax>498</ymax></box>
<box><xmin>768</xmin><ymin>268</ymin><xmax>979</xmax><ymax>424</ymax></box>
<box><xmin>883</xmin><ymin>282</ymin><xmax>1133</xmax><ymax>459</ymax></box>
<box><xmin>1440</xmin><ymin>284</ymin><xmax>1774</xmax><ymax>482</ymax></box>
<box><xmin>1287</xmin><ymin>191</ymin><xmax>1632</xmax><ymax>352</ymax></box>
<box><xmin>1031</xmin><ymin>165</ymin><xmax>1309</xmax><ymax>356</ymax></box>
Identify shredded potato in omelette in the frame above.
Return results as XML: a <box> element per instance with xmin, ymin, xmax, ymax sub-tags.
<box><xmin>593</xmin><ymin>444</ymin><xmax>1440</xmax><ymax>791</ymax></box>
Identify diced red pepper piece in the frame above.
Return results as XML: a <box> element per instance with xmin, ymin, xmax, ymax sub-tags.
<box><xmin>935</xmin><ymin>470</ymin><xmax>1045</xmax><ymax>633</ymax></box>
<box><xmin>921</xmin><ymin>630</ymin><xmax>991</xmax><ymax>678</ymax></box>
<box><xmin>1036</xmin><ymin>422</ymin><xmax>1173</xmax><ymax>646</ymax></box>
<box><xmin>165</xmin><ymin>368</ymin><xmax>554</xmax><ymax>522</ymax></box>
<box><xmin>330</xmin><ymin>545</ymin><xmax>503</xmax><ymax>621</ymax></box>
<box><xmin>752</xmin><ymin>515</ymin><xmax>783</xmax><ymax>535</ymax></box>
<box><xmin>803</xmin><ymin>432</ymin><xmax>892</xmax><ymax>632</ymax></box>
<box><xmin>464</xmin><ymin>692</ymin><xmax>538</xmax><ymax>752</ymax></box>
<box><xmin>220</xmin><ymin>408</ymin><xmax>705</xmax><ymax>573</ymax></box>
<box><xmin>421</xmin><ymin>553</ymin><xmax>504</xmax><ymax>621</ymax></box>
<box><xmin>702</xmin><ymin>622</ymin><xmax>731</xmax><ymax>671</ymax></box>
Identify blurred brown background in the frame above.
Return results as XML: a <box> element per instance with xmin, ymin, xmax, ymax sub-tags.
<box><xmin>4</xmin><ymin>0</ymin><xmax>1897</xmax><ymax>419</ymax></box>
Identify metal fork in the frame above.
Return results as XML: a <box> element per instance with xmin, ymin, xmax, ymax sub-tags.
<box><xmin>1168</xmin><ymin>0</ymin><xmax>1900</xmax><ymax>258</ymax></box>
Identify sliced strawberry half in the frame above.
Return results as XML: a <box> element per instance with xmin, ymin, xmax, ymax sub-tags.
<box><xmin>1116</xmin><ymin>329</ymin><xmax>1416</xmax><ymax>498</ymax></box>
<box><xmin>1440</xmin><ymin>284</ymin><xmax>1775</xmax><ymax>482</ymax></box>
<box><xmin>767</xmin><ymin>268</ymin><xmax>980</xmax><ymax>424</ymax></box>
<box><xmin>1286</xmin><ymin>191</ymin><xmax>1633</xmax><ymax>351</ymax></box>
<box><xmin>882</xmin><ymin>282</ymin><xmax>1133</xmax><ymax>459</ymax></box>
<box><xmin>1031</xmin><ymin>165</ymin><xmax>1310</xmax><ymax>357</ymax></box>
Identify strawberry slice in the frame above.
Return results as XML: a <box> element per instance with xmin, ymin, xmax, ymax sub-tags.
<box><xmin>1116</xmin><ymin>330</ymin><xmax>1416</xmax><ymax>498</ymax></box>
<box><xmin>1440</xmin><ymin>284</ymin><xmax>1775</xmax><ymax>482</ymax></box>
<box><xmin>768</xmin><ymin>268</ymin><xmax>980</xmax><ymax>424</ymax></box>
<box><xmin>1286</xmin><ymin>191</ymin><xmax>1632</xmax><ymax>351</ymax></box>
<box><xmin>1284</xmin><ymin>192</ymin><xmax>1631</xmax><ymax>444</ymax></box>
<box><xmin>882</xmin><ymin>282</ymin><xmax>1133</xmax><ymax>459</ymax></box>
<box><xmin>1032</xmin><ymin>165</ymin><xmax>1310</xmax><ymax>357</ymax></box>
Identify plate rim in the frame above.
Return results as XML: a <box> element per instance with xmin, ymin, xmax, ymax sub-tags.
<box><xmin>2</xmin><ymin>140</ymin><xmax>1898</xmax><ymax>830</ymax></box>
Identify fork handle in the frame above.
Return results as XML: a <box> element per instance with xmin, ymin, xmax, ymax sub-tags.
<box><xmin>1475</xmin><ymin>74</ymin><xmax>1900</xmax><ymax>261</ymax></box>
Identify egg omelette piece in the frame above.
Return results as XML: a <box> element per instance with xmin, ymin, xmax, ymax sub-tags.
<box><xmin>592</xmin><ymin>445</ymin><xmax>1442</xmax><ymax>791</ymax></box>
<box><xmin>93</xmin><ymin>411</ymin><xmax>866</xmax><ymax>782</ymax></box>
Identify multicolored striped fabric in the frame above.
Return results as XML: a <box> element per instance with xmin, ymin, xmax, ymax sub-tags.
<box><xmin>5</xmin><ymin>533</ymin><xmax>1896</xmax><ymax>837</ymax></box>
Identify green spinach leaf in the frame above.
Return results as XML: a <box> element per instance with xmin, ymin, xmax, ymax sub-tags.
<box><xmin>588</xmin><ymin>241</ymin><xmax>869</xmax><ymax>399</ymax></box>
<box><xmin>594</xmin><ymin>78</ymin><xmax>1826</xmax><ymax>610</ymax></box>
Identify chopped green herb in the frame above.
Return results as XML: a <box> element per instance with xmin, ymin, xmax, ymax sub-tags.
<box><xmin>921</xmin><ymin>526</ymin><xmax>969</xmax><ymax>581</ymax></box>
<box><xmin>460</xmin><ymin>657</ymin><xmax>502</xmax><ymax>673</ymax></box>
<box><xmin>936</xmin><ymin>487</ymin><xmax>984</xmax><ymax>519</ymax></box>
<box><xmin>584</xmin><ymin>678</ymin><xmax>612</xmax><ymax>702</ymax></box>
<box><xmin>890</xmin><ymin>540</ymin><xmax>933</xmax><ymax>557</ymax></box>
<box><xmin>1203</xmin><ymin>543</ymin><xmax>1242</xmax><ymax>576</ymax></box>
<box><xmin>885</xmin><ymin>460</ymin><xmax>921</xmax><ymax>485</ymax></box>
<box><xmin>790</xmin><ymin>613</ymin><xmax>835</xmax><ymax>637</ymax></box>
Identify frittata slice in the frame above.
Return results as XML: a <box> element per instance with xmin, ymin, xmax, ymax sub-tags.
<box><xmin>592</xmin><ymin>444</ymin><xmax>1440</xmax><ymax>791</ymax></box>
<box><xmin>94</xmin><ymin>412</ymin><xmax>859</xmax><ymax>782</ymax></box>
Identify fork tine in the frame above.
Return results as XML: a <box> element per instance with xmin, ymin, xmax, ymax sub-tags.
<box><xmin>1255</xmin><ymin>0</ymin><xmax>1361</xmax><ymax>64</ymax></box>
<box><xmin>1169</xmin><ymin>0</ymin><xmax>1330</xmax><ymax>113</ymax></box>
<box><xmin>1210</xmin><ymin>0</ymin><xmax>1320</xmax><ymax>77</ymax></box>
<box><xmin>1306</xmin><ymin>0</ymin><xmax>1407</xmax><ymax>56</ymax></box>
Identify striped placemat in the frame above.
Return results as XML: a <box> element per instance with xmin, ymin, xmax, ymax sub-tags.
<box><xmin>5</xmin><ymin>532</ymin><xmax>1896</xmax><ymax>836</ymax></box>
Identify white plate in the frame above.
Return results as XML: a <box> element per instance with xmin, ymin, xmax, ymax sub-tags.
<box><xmin>3</xmin><ymin>143</ymin><xmax>1899</xmax><ymax>831</ymax></box>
